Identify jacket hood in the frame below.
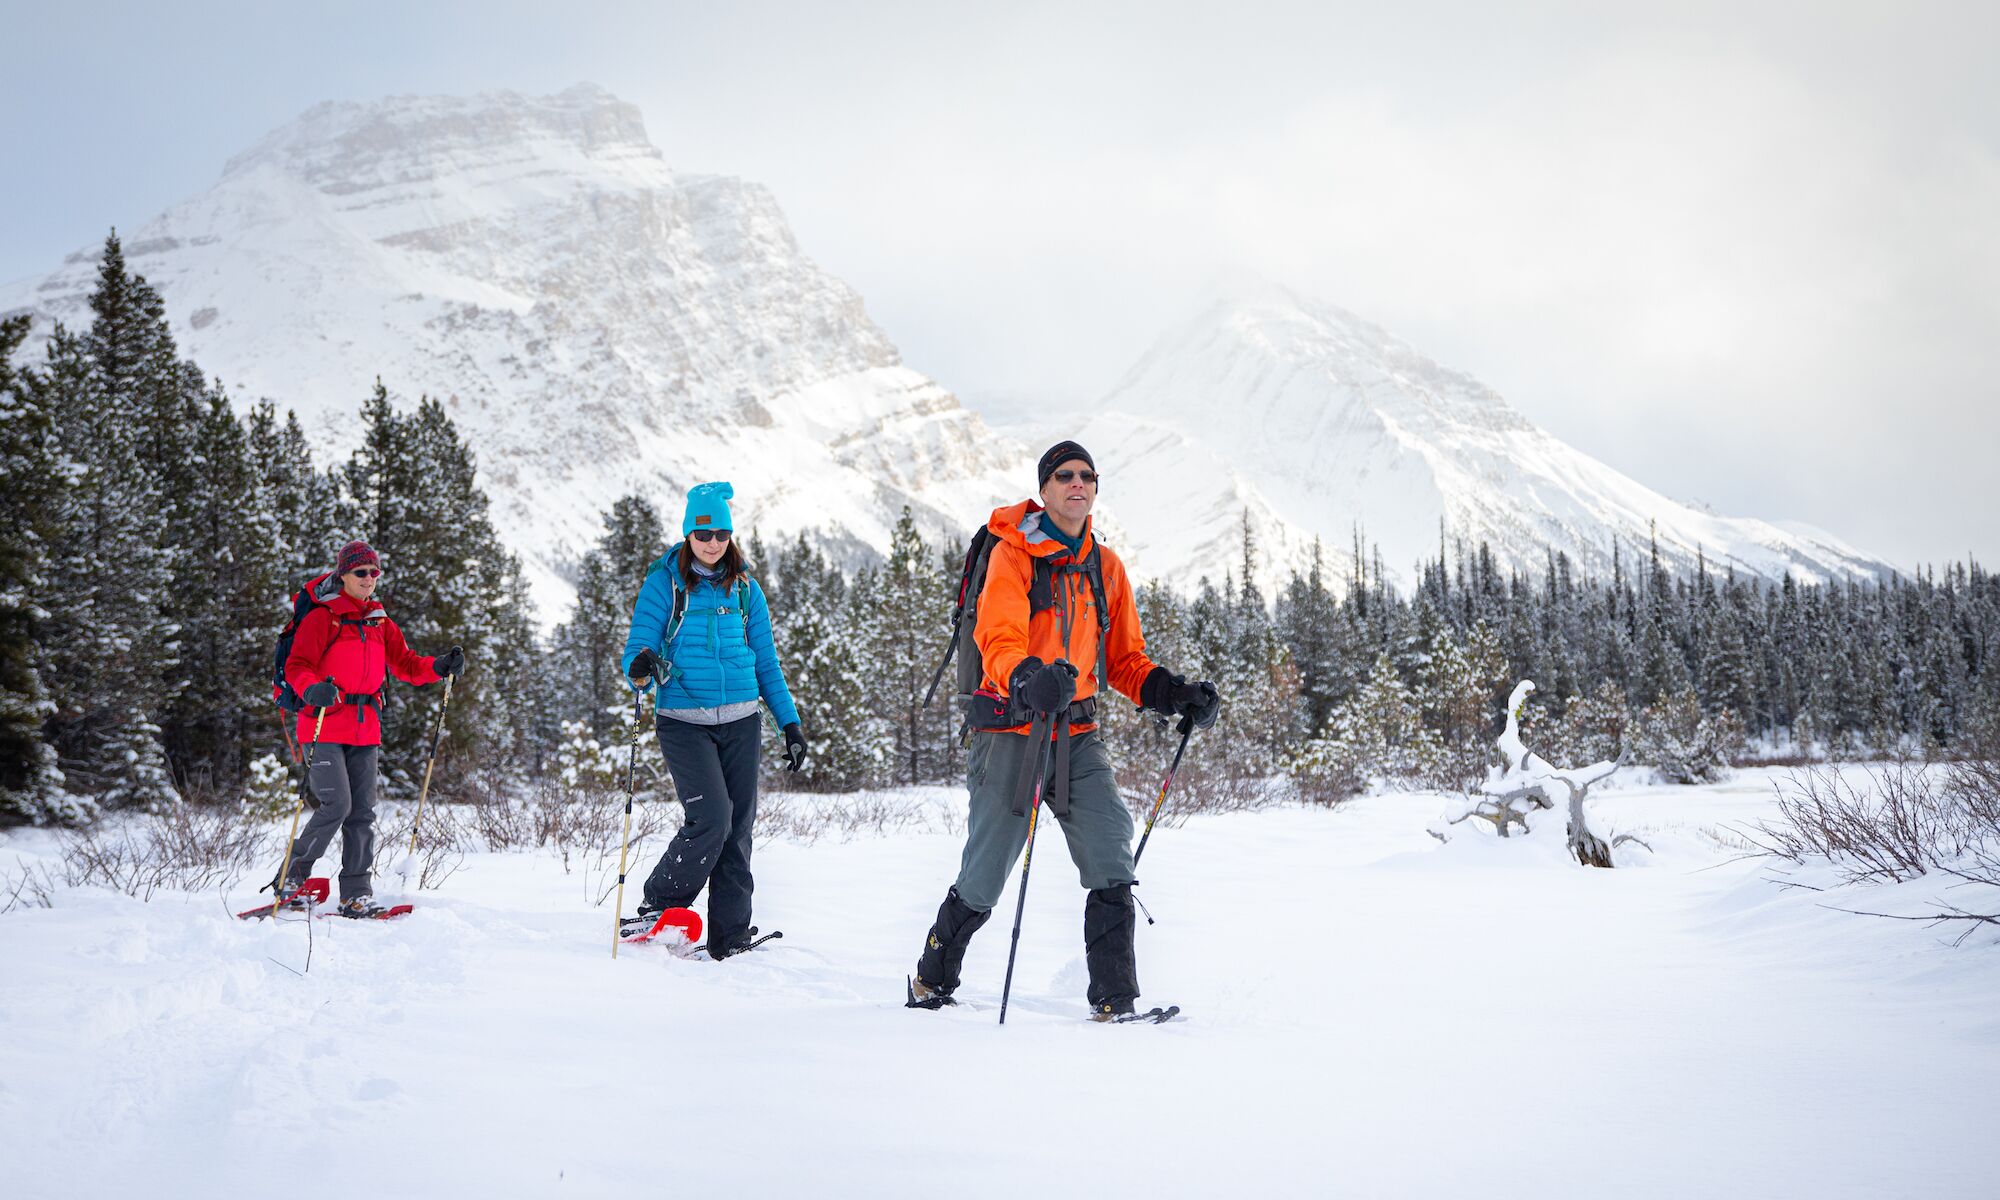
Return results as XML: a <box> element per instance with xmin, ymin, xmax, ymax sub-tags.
<box><xmin>986</xmin><ymin>500</ymin><xmax>1095</xmax><ymax>560</ymax></box>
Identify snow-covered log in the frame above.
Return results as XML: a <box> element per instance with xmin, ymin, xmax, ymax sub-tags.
<box><xmin>1430</xmin><ymin>681</ymin><xmax>1637</xmax><ymax>867</ymax></box>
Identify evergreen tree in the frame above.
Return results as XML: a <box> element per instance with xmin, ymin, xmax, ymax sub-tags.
<box><xmin>865</xmin><ymin>508</ymin><xmax>947</xmax><ymax>785</ymax></box>
<box><xmin>0</xmin><ymin>317</ymin><xmax>68</xmax><ymax>821</ymax></box>
<box><xmin>35</xmin><ymin>235</ymin><xmax>179</xmax><ymax>812</ymax></box>
<box><xmin>552</xmin><ymin>495</ymin><xmax>665</xmax><ymax>743</ymax></box>
<box><xmin>768</xmin><ymin>534</ymin><xmax>884</xmax><ymax>790</ymax></box>
<box><xmin>160</xmin><ymin>387</ymin><xmax>285</xmax><ymax>791</ymax></box>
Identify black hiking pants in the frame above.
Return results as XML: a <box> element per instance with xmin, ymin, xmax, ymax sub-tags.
<box><xmin>643</xmin><ymin>713</ymin><xmax>762</xmax><ymax>951</ymax></box>
<box><xmin>283</xmin><ymin>743</ymin><xmax>380</xmax><ymax>901</ymax></box>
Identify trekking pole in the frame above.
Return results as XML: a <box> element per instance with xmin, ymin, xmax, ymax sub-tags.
<box><xmin>275</xmin><ymin>704</ymin><xmax>300</xmax><ymax>765</ymax></box>
<box><xmin>1133</xmin><ymin>713</ymin><xmax>1195</xmax><ymax>870</ymax></box>
<box><xmin>267</xmin><ymin>706</ymin><xmax>327</xmax><ymax>903</ymax></box>
<box><xmin>612</xmin><ymin>684</ymin><xmax>650</xmax><ymax>960</ymax></box>
<box><xmin>402</xmin><ymin>674</ymin><xmax>455</xmax><ymax>866</ymax></box>
<box><xmin>998</xmin><ymin>711</ymin><xmax>1057</xmax><ymax>1026</ymax></box>
<box><xmin>1129</xmin><ymin>713</ymin><xmax>1195</xmax><ymax>927</ymax></box>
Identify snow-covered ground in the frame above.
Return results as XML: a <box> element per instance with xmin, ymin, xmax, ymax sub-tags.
<box><xmin>3</xmin><ymin>770</ymin><xmax>1994</xmax><ymax>1198</ymax></box>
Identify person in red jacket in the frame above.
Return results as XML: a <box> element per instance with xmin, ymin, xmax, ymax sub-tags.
<box><xmin>277</xmin><ymin>540</ymin><xmax>465</xmax><ymax>917</ymax></box>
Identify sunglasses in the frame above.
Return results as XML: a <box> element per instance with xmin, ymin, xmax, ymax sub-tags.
<box><xmin>1052</xmin><ymin>469</ymin><xmax>1098</xmax><ymax>485</ymax></box>
<box><xmin>690</xmin><ymin>529</ymin><xmax>732</xmax><ymax>545</ymax></box>
<box><xmin>348</xmin><ymin>567</ymin><xmax>383</xmax><ymax>579</ymax></box>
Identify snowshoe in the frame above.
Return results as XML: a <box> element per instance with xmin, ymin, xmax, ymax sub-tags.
<box><xmin>1093</xmin><ymin>1003</ymin><xmax>1182</xmax><ymax>1025</ymax></box>
<box><xmin>709</xmin><ymin>925</ymin><xmax>781</xmax><ymax>960</ymax></box>
<box><xmin>336</xmin><ymin>897</ymin><xmax>414</xmax><ymax>920</ymax></box>
<box><xmin>236</xmin><ymin>877</ymin><xmax>330</xmax><ymax>920</ymax></box>
<box><xmin>621</xmin><ymin>906</ymin><xmax>703</xmax><ymax>947</ymax></box>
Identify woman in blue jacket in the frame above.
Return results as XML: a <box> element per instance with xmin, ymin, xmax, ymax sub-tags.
<box><xmin>620</xmin><ymin>482</ymin><xmax>808</xmax><ymax>958</ymax></box>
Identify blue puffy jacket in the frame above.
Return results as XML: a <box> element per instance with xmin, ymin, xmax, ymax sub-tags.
<box><xmin>620</xmin><ymin>551</ymin><xmax>801</xmax><ymax>729</ymax></box>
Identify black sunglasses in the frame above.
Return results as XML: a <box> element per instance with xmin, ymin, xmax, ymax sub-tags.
<box><xmin>1052</xmin><ymin>469</ymin><xmax>1098</xmax><ymax>485</ymax></box>
<box><xmin>690</xmin><ymin>529</ymin><xmax>732</xmax><ymax>544</ymax></box>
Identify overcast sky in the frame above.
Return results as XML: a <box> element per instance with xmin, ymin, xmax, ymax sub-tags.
<box><xmin>5</xmin><ymin>2</ymin><xmax>1995</xmax><ymax>567</ymax></box>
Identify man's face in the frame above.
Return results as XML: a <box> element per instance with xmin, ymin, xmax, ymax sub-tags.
<box><xmin>1039</xmin><ymin>458</ymin><xmax>1098</xmax><ymax>525</ymax></box>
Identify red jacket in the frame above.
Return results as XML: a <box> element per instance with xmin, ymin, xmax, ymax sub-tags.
<box><xmin>285</xmin><ymin>590</ymin><xmax>441</xmax><ymax>746</ymax></box>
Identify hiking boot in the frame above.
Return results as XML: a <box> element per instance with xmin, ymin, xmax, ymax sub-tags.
<box><xmin>336</xmin><ymin>896</ymin><xmax>391</xmax><ymax>919</ymax></box>
<box><xmin>906</xmin><ymin>975</ymin><xmax>957</xmax><ymax>1010</ymax></box>
<box><xmin>1089</xmin><ymin>997</ymin><xmax>1137</xmax><ymax>1022</ymax></box>
<box><xmin>708</xmin><ymin>926</ymin><xmax>759</xmax><ymax>960</ymax></box>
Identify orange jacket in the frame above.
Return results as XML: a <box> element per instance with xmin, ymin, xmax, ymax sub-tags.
<box><xmin>975</xmin><ymin>501</ymin><xmax>1158</xmax><ymax>735</ymax></box>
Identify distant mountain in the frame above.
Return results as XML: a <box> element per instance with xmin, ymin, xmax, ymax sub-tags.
<box><xmin>2</xmin><ymin>89</ymin><xmax>1894</xmax><ymax>614</ymax></box>
<box><xmin>0</xmin><ymin>85</ymin><xmax>1028</xmax><ymax>616</ymax></box>
<box><xmin>1056</xmin><ymin>287</ymin><xmax>1894</xmax><ymax>594</ymax></box>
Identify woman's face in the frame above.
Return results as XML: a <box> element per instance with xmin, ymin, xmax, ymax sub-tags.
<box><xmin>342</xmin><ymin>566</ymin><xmax>382</xmax><ymax>601</ymax></box>
<box><xmin>690</xmin><ymin>529</ymin><xmax>730</xmax><ymax>567</ymax></box>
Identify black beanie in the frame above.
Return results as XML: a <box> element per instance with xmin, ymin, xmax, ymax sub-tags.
<box><xmin>1037</xmin><ymin>440</ymin><xmax>1096</xmax><ymax>490</ymax></box>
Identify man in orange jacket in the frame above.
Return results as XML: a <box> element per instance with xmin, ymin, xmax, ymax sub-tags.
<box><xmin>908</xmin><ymin>441</ymin><xmax>1220</xmax><ymax>1020</ymax></box>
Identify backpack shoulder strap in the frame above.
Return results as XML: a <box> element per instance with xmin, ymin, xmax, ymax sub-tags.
<box><xmin>1084</xmin><ymin>543</ymin><xmax>1111</xmax><ymax>689</ymax></box>
<box><xmin>663</xmin><ymin>575</ymin><xmax>690</xmax><ymax>645</ymax></box>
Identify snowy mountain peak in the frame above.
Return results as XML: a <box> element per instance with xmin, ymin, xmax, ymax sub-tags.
<box><xmin>1120</xmin><ymin>288</ymin><xmax>1534</xmax><ymax>449</ymax></box>
<box><xmin>0</xmin><ymin>86</ymin><xmax>1026</xmax><ymax>620</ymax></box>
<box><xmin>220</xmin><ymin>84</ymin><xmax>660</xmax><ymax>190</ymax></box>
<box><xmin>1076</xmin><ymin>288</ymin><xmax>1894</xmax><ymax>594</ymax></box>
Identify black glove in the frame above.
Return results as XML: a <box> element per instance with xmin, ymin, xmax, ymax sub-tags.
<box><xmin>782</xmin><ymin>722</ymin><xmax>808</xmax><ymax>772</ymax></box>
<box><xmin>1009</xmin><ymin>656</ymin><xmax>1078</xmax><ymax>716</ymax></box>
<box><xmin>1141</xmin><ymin>668</ymin><xmax>1221</xmax><ymax>730</ymax></box>
<box><xmin>431</xmin><ymin>645</ymin><xmax>465</xmax><ymax>679</ymax></box>
<box><xmin>629</xmin><ymin>648</ymin><xmax>663</xmax><ymax>686</ymax></box>
<box><xmin>301</xmin><ymin>679</ymin><xmax>342</xmax><ymax>709</ymax></box>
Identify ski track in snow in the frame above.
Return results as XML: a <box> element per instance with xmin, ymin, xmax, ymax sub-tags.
<box><xmin>2</xmin><ymin>772</ymin><xmax>1995</xmax><ymax>1199</ymax></box>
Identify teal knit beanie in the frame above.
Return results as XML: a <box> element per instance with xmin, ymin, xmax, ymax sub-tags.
<box><xmin>683</xmin><ymin>481</ymin><xmax>735</xmax><ymax>536</ymax></box>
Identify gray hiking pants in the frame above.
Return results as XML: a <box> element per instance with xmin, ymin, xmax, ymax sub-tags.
<box><xmin>283</xmin><ymin>743</ymin><xmax>380</xmax><ymax>901</ymax></box>
<box><xmin>952</xmin><ymin>728</ymin><xmax>1136</xmax><ymax>912</ymax></box>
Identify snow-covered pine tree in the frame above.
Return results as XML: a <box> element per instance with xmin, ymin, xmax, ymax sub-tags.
<box><xmin>35</xmin><ymin>235</ymin><xmax>179</xmax><ymax>813</ymax></box>
<box><xmin>551</xmin><ymin>495</ymin><xmax>664</xmax><ymax>743</ymax></box>
<box><xmin>1416</xmin><ymin>620</ymin><xmax>1508</xmax><ymax>790</ymax></box>
<box><xmin>0</xmin><ymin>316</ymin><xmax>69</xmax><ymax>822</ymax></box>
<box><xmin>865</xmin><ymin>508</ymin><xmax>945</xmax><ymax>785</ymax></box>
<box><xmin>766</xmin><ymin>534</ymin><xmax>882</xmax><ymax>790</ymax></box>
<box><xmin>340</xmin><ymin>390</ymin><xmax>541</xmax><ymax>787</ymax></box>
<box><xmin>1275</xmin><ymin>538</ymin><xmax>1344</xmax><ymax>737</ymax></box>
<box><xmin>160</xmin><ymin>387</ymin><xmax>286</xmax><ymax>792</ymax></box>
<box><xmin>245</xmin><ymin>401</ymin><xmax>351</xmax><ymax>584</ymax></box>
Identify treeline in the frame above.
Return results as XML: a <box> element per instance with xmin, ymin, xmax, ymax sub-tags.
<box><xmin>4</xmin><ymin>235</ymin><xmax>1997</xmax><ymax>824</ymax></box>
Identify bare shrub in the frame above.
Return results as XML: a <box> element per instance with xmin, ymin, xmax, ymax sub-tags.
<box><xmin>1751</xmin><ymin>759</ymin><xmax>1957</xmax><ymax>884</ymax></box>
<box><xmin>1</xmin><ymin>864</ymin><xmax>56</xmax><ymax>913</ymax></box>
<box><xmin>1751</xmin><ymin>734</ymin><xmax>2000</xmax><ymax>940</ymax></box>
<box><xmin>375</xmin><ymin>800</ymin><xmax>470</xmax><ymax>890</ymax></box>
<box><xmin>53</xmin><ymin>802</ymin><xmax>268</xmax><ymax>901</ymax></box>
<box><xmin>755</xmin><ymin>789</ymin><xmax>953</xmax><ymax>846</ymax></box>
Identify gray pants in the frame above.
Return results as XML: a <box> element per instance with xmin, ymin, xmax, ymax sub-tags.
<box><xmin>283</xmin><ymin>743</ymin><xmax>380</xmax><ymax>901</ymax></box>
<box><xmin>953</xmin><ymin>729</ymin><xmax>1136</xmax><ymax>911</ymax></box>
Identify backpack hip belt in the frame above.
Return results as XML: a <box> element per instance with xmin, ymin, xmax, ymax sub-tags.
<box><xmin>967</xmin><ymin>692</ymin><xmax>1097</xmax><ymax>733</ymax></box>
